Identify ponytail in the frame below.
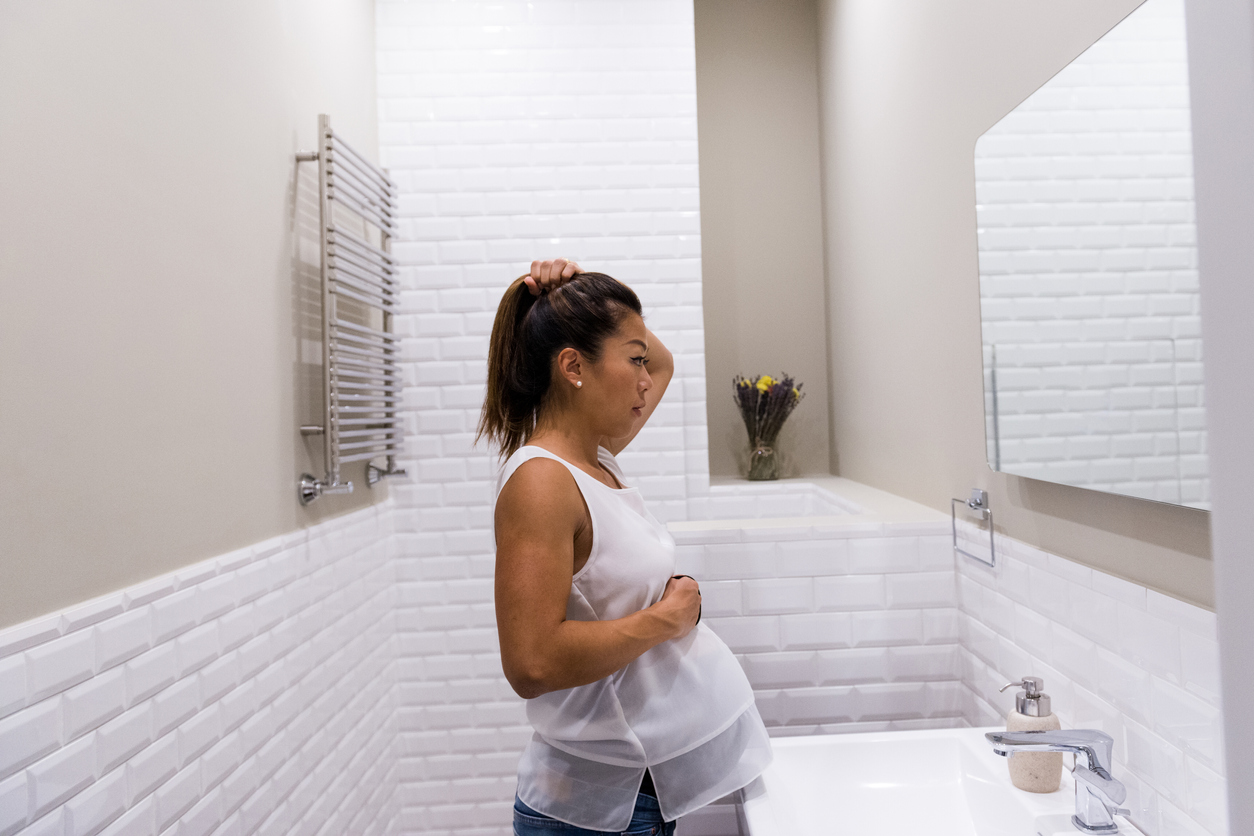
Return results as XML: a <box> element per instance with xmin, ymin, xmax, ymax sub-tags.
<box><xmin>476</xmin><ymin>272</ymin><xmax>642</xmax><ymax>459</ymax></box>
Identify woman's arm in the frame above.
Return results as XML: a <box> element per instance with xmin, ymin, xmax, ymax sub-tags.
<box><xmin>495</xmin><ymin>458</ymin><xmax>700</xmax><ymax>699</ymax></box>
<box><xmin>600</xmin><ymin>327</ymin><xmax>674</xmax><ymax>456</ymax></box>
<box><xmin>523</xmin><ymin>257</ymin><xmax>674</xmax><ymax>456</ymax></box>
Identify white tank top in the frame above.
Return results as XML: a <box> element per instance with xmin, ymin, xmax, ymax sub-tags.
<box><xmin>495</xmin><ymin>445</ymin><xmax>773</xmax><ymax>830</ymax></box>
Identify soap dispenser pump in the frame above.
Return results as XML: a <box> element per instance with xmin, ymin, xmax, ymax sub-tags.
<box><xmin>1001</xmin><ymin>676</ymin><xmax>1062</xmax><ymax>792</ymax></box>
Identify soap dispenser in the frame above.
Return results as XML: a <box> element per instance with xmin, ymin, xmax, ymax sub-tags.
<box><xmin>1001</xmin><ymin>677</ymin><xmax>1062</xmax><ymax>792</ymax></box>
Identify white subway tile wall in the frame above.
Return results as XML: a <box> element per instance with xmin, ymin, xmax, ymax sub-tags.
<box><xmin>957</xmin><ymin>525</ymin><xmax>1226</xmax><ymax>836</ymax></box>
<box><xmin>0</xmin><ymin>504</ymin><xmax>400</xmax><ymax>836</ymax></box>
<box><xmin>975</xmin><ymin>0</ymin><xmax>1209</xmax><ymax>507</ymax></box>
<box><xmin>673</xmin><ymin>524</ymin><xmax>967</xmax><ymax>736</ymax></box>
<box><xmin>377</xmin><ymin>1</ymin><xmax>714</xmax><ymax>831</ymax></box>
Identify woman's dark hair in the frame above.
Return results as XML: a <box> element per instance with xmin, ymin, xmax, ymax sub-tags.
<box><xmin>477</xmin><ymin>271</ymin><xmax>642</xmax><ymax>459</ymax></box>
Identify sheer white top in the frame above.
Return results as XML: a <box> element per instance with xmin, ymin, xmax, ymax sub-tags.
<box><xmin>495</xmin><ymin>445</ymin><xmax>772</xmax><ymax>830</ymax></box>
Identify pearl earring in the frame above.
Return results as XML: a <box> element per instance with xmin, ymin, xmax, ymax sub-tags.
<box><xmin>575</xmin><ymin>380</ymin><xmax>582</xmax><ymax>388</ymax></box>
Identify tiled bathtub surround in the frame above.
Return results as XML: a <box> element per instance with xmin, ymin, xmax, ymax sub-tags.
<box><xmin>956</xmin><ymin>524</ymin><xmax>1226</xmax><ymax>836</ymax></box>
<box><xmin>0</xmin><ymin>503</ymin><xmax>400</xmax><ymax>836</ymax></box>
<box><xmin>671</xmin><ymin>518</ymin><xmax>963</xmax><ymax>734</ymax></box>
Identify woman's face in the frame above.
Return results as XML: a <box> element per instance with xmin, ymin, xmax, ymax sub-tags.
<box><xmin>585</xmin><ymin>312</ymin><xmax>652</xmax><ymax>438</ymax></box>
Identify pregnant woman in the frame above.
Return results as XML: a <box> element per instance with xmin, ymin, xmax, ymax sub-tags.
<box><xmin>479</xmin><ymin>259</ymin><xmax>772</xmax><ymax>836</ymax></box>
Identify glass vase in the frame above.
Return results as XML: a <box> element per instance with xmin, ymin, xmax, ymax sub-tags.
<box><xmin>746</xmin><ymin>441</ymin><xmax>779</xmax><ymax>481</ymax></box>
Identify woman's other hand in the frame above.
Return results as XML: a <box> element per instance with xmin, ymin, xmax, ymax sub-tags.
<box><xmin>658</xmin><ymin>575</ymin><xmax>701</xmax><ymax>639</ymax></box>
<box><xmin>524</xmin><ymin>258</ymin><xmax>581</xmax><ymax>295</ymax></box>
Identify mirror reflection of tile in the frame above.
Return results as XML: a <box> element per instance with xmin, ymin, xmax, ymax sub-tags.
<box><xmin>975</xmin><ymin>0</ymin><xmax>1208</xmax><ymax>509</ymax></box>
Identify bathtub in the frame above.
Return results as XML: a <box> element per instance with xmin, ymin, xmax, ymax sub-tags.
<box><xmin>739</xmin><ymin>727</ymin><xmax>1145</xmax><ymax>836</ymax></box>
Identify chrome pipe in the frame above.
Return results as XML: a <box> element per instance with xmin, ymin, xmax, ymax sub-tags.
<box><xmin>329</xmin><ymin>283</ymin><xmax>394</xmax><ymax>313</ymax></box>
<box><xmin>327</xmin><ymin>188</ymin><xmax>396</xmax><ymax>233</ymax></box>
<box><xmin>332</xmin><ymin>318</ymin><xmax>399</xmax><ymax>343</ymax></box>
<box><xmin>329</xmin><ymin>225</ymin><xmax>396</xmax><ymax>267</ymax></box>
<box><xmin>330</xmin><ymin>136</ymin><xmax>397</xmax><ymax>194</ymax></box>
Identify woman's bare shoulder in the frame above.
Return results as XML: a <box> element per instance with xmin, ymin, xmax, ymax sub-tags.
<box><xmin>496</xmin><ymin>457</ymin><xmax>585</xmax><ymax>529</ymax></box>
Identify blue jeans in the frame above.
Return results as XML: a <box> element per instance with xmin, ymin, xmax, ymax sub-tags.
<box><xmin>513</xmin><ymin>794</ymin><xmax>677</xmax><ymax>836</ymax></box>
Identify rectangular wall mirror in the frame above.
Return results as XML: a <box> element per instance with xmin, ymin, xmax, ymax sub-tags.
<box><xmin>974</xmin><ymin>0</ymin><xmax>1209</xmax><ymax>510</ymax></box>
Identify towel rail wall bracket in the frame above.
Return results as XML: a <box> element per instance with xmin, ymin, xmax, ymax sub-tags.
<box><xmin>296</xmin><ymin>114</ymin><xmax>407</xmax><ymax>506</ymax></box>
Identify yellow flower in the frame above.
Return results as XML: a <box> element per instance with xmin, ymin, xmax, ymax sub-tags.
<box><xmin>756</xmin><ymin>375</ymin><xmax>774</xmax><ymax>392</ymax></box>
<box><xmin>792</xmin><ymin>387</ymin><xmax>800</xmax><ymax>400</ymax></box>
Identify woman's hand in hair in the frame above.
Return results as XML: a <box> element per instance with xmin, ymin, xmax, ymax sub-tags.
<box><xmin>524</xmin><ymin>258</ymin><xmax>581</xmax><ymax>296</ymax></box>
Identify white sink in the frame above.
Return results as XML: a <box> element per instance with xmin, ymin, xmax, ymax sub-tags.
<box><xmin>740</xmin><ymin>727</ymin><xmax>1145</xmax><ymax>836</ymax></box>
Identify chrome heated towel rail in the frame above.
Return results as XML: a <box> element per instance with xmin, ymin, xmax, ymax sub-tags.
<box><xmin>297</xmin><ymin>114</ymin><xmax>406</xmax><ymax>505</ymax></box>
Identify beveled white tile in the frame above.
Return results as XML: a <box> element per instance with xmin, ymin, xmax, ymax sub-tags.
<box><xmin>696</xmin><ymin>580</ymin><xmax>742</xmax><ymax>618</ymax></box>
<box><xmin>779</xmin><ymin>613</ymin><xmax>851</xmax><ymax>651</ymax></box>
<box><xmin>742</xmin><ymin>578</ymin><xmax>813</xmax><ymax>615</ymax></box>
<box><xmin>703</xmin><ymin>617</ymin><xmax>780</xmax><ymax>653</ymax></box>
<box><xmin>886</xmin><ymin>645</ymin><xmax>958</xmax><ymax>681</ymax></box>
<box><xmin>998</xmin><ymin>557</ymin><xmax>1032</xmax><ymax>605</ymax></box>
<box><xmin>0</xmin><ymin>656</ymin><xmax>24</xmax><ymax>721</ymax></box>
<box><xmin>0</xmin><ymin>771</ymin><xmax>27</xmax><ymax>836</ymax></box>
<box><xmin>1093</xmin><ymin>571</ymin><xmax>1147</xmax><ymax>609</ymax></box>
<box><xmin>1116</xmin><ymin>768</ymin><xmax>1161</xmax><ymax>833</ymax></box>
<box><xmin>1184</xmin><ymin>755</ymin><xmax>1228</xmax><ymax>836</ymax></box>
<box><xmin>1011</xmin><ymin>604</ymin><xmax>1051</xmax><ymax>662</ymax></box>
<box><xmin>1147</xmin><ymin>590</ymin><xmax>1216</xmax><ymax>639</ymax></box>
<box><xmin>774</xmin><ymin>538</ymin><xmax>848</xmax><ymax>577</ymax></box>
<box><xmin>95</xmin><ymin>705</ymin><xmax>153</xmax><ymax>775</ymax></box>
<box><xmin>97</xmin><ymin>793</ymin><xmax>155</xmax><ymax>836</ymax></box>
<box><xmin>153</xmin><ymin>679</ymin><xmax>199</xmax><ymax>739</ymax></box>
<box><xmin>1124</xmin><ymin>717</ymin><xmax>1186</xmax><ymax>806</ymax></box>
<box><xmin>1157</xmin><ymin>794</ymin><xmax>1212</xmax><ymax>836</ymax></box>
<box><xmin>19</xmin><ymin>807</ymin><xmax>65</xmax><ymax>836</ymax></box>
<box><xmin>1179</xmin><ymin>629</ymin><xmax>1222</xmax><ymax>706</ymax></box>
<box><xmin>1049</xmin><ymin>622</ymin><xmax>1097</xmax><ymax>686</ymax></box>
<box><xmin>814</xmin><ymin>575</ymin><xmax>885</xmax><ymax>612</ymax></box>
<box><xmin>28</xmin><ymin>733</ymin><xmax>95</xmax><ymax>819</ymax></box>
<box><xmin>887</xmin><ymin>572</ymin><xmax>955</xmax><ymax>609</ymax></box>
<box><xmin>1046</xmin><ymin>553</ymin><xmax>1092</xmax><ymax>587</ymax></box>
<box><xmin>65</xmin><ymin>766</ymin><xmax>126</xmax><ymax>836</ymax></box>
<box><xmin>175</xmin><ymin>784</ymin><xmax>223</xmax><ymax>836</ymax></box>
<box><xmin>1118</xmin><ymin>602</ymin><xmax>1183</xmax><ymax>685</ymax></box>
<box><xmin>1151</xmin><ymin>677</ymin><xmax>1225</xmax><ymax>771</ymax></box>
<box><xmin>95</xmin><ymin>609</ymin><xmax>153</xmax><ymax>672</ymax></box>
<box><xmin>153</xmin><ymin>763</ymin><xmax>200</xmax><ymax>832</ymax></box>
<box><xmin>850</xmin><ymin>610</ymin><xmax>923</xmax><ymax>647</ymax></box>
<box><xmin>1026</xmin><ymin>565</ymin><xmax>1069</xmax><ymax>621</ymax></box>
<box><xmin>125</xmin><ymin>734</ymin><xmax>179</xmax><ymax>806</ymax></box>
<box><xmin>0</xmin><ymin>616</ymin><xmax>62</xmax><ymax>660</ymax></box>
<box><xmin>26</xmin><ymin>629</ymin><xmax>94</xmax><ymax>702</ymax></box>
<box><xmin>848</xmin><ymin>537</ymin><xmax>919</xmax><ymax>574</ymax></box>
<box><xmin>0</xmin><ymin>697</ymin><xmax>61</xmax><ymax>782</ymax></box>
<box><xmin>922</xmin><ymin>609</ymin><xmax>960</xmax><ymax>644</ymax></box>
<box><xmin>1067</xmin><ymin>584</ymin><xmax>1120</xmax><ymax>647</ymax></box>
<box><xmin>150</xmin><ymin>589</ymin><xmax>199</xmax><ymax>646</ymax></box>
<box><xmin>176</xmin><ymin>704</ymin><xmax>221</xmax><ymax>769</ymax></box>
<box><xmin>172</xmin><ymin>562</ymin><xmax>217</xmax><ymax>593</ymax></box>
<box><xmin>125</xmin><ymin>644</ymin><xmax>178</xmax><ymax>707</ymax></box>
<box><xmin>854</xmin><ymin>681</ymin><xmax>927</xmax><ymax>722</ymax></box>
<box><xmin>64</xmin><ymin>667</ymin><xmax>127</xmax><ymax>742</ymax></box>
<box><xmin>62</xmin><ymin>596</ymin><xmax>127</xmax><ymax>634</ymax></box>
<box><xmin>197</xmin><ymin>575</ymin><xmax>238</xmax><ymax>625</ymax></box>
<box><xmin>122</xmin><ymin>576</ymin><xmax>177</xmax><ymax>611</ymax></box>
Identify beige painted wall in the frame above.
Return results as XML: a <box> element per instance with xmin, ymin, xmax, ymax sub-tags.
<box><xmin>0</xmin><ymin>0</ymin><xmax>382</xmax><ymax>629</ymax></box>
<box><xmin>694</xmin><ymin>0</ymin><xmax>833</xmax><ymax>478</ymax></box>
<box><xmin>816</xmin><ymin>0</ymin><xmax>1213</xmax><ymax>607</ymax></box>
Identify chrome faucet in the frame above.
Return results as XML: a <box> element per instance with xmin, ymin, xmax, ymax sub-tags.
<box><xmin>986</xmin><ymin>729</ymin><xmax>1130</xmax><ymax>834</ymax></box>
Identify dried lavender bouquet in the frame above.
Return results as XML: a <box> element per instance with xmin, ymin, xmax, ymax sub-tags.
<box><xmin>733</xmin><ymin>373</ymin><xmax>804</xmax><ymax>480</ymax></box>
